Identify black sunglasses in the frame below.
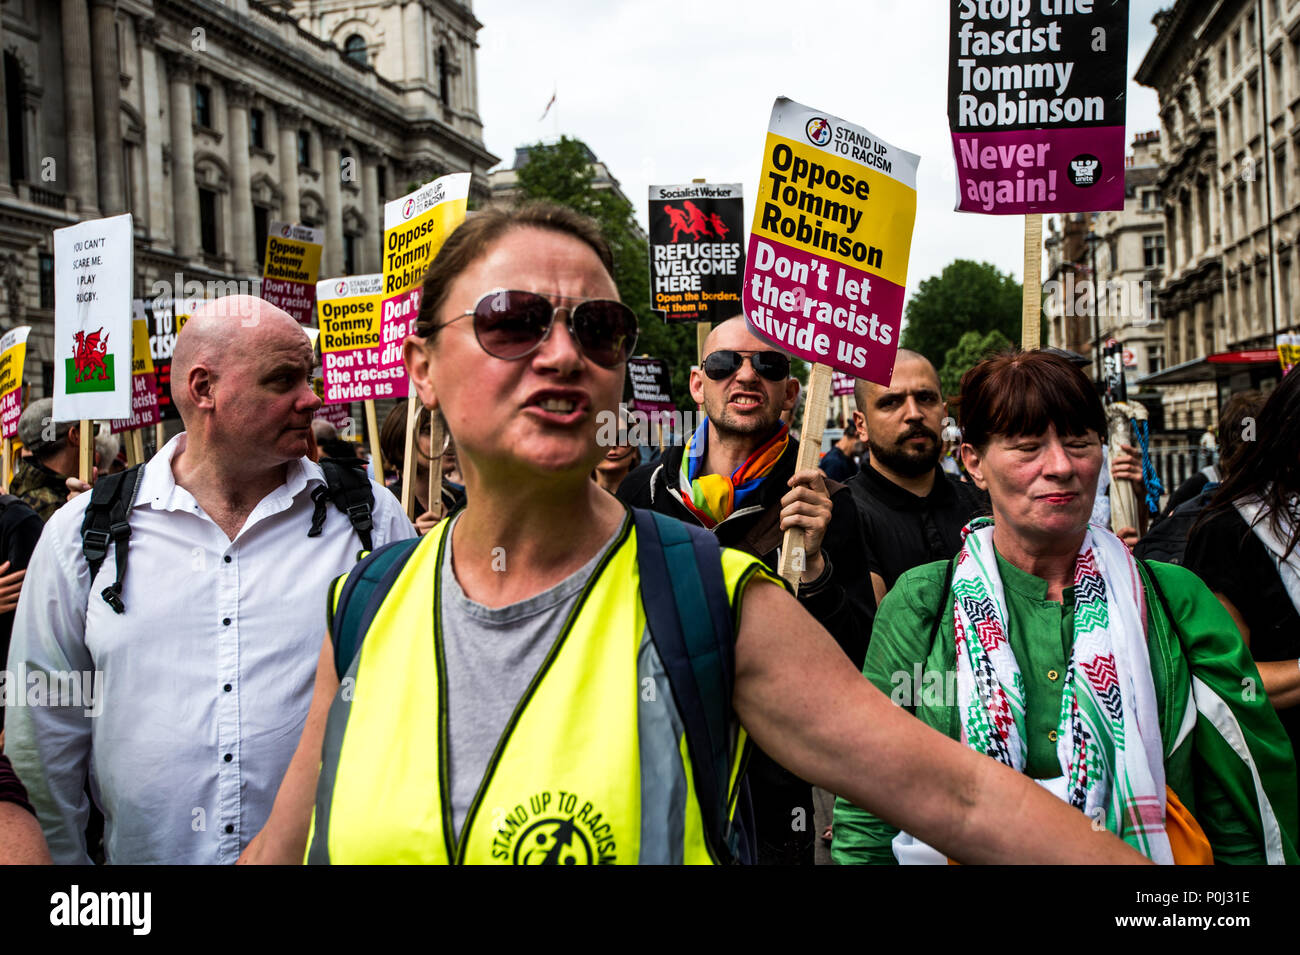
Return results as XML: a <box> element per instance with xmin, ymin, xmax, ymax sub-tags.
<box><xmin>702</xmin><ymin>349</ymin><xmax>791</xmax><ymax>382</ymax></box>
<box><xmin>431</xmin><ymin>289</ymin><xmax>638</xmax><ymax>369</ymax></box>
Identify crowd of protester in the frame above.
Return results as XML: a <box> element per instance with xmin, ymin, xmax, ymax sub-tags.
<box><xmin>0</xmin><ymin>200</ymin><xmax>1295</xmax><ymax>866</ymax></box>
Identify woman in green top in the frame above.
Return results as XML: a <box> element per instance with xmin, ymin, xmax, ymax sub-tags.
<box><xmin>833</xmin><ymin>350</ymin><xmax>1298</xmax><ymax>865</ymax></box>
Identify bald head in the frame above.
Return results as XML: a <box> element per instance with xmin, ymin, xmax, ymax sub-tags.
<box><xmin>853</xmin><ymin>349</ymin><xmax>939</xmax><ymax>412</ymax></box>
<box><xmin>171</xmin><ymin>295</ymin><xmax>312</xmax><ymax>424</ymax></box>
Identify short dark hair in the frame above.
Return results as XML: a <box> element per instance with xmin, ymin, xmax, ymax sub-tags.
<box><xmin>959</xmin><ymin>349</ymin><xmax>1105</xmax><ymax>450</ymax></box>
<box><xmin>414</xmin><ymin>201</ymin><xmax>615</xmax><ymax>338</ymax></box>
<box><xmin>379</xmin><ymin>401</ymin><xmax>431</xmax><ymax>470</ymax></box>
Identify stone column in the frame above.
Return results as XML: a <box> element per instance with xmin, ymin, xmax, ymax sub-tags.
<box><xmin>360</xmin><ymin>145</ymin><xmax>381</xmax><ymax>273</ymax></box>
<box><xmin>0</xmin><ymin>7</ymin><xmax>12</xmax><ymax>195</ymax></box>
<box><xmin>89</xmin><ymin>0</ymin><xmax>126</xmax><ymax>215</ymax></box>
<box><xmin>136</xmin><ymin>16</ymin><xmax>165</xmax><ymax>239</ymax></box>
<box><xmin>61</xmin><ymin>0</ymin><xmax>100</xmax><ymax>214</ymax></box>
<box><xmin>226</xmin><ymin>82</ymin><xmax>256</xmax><ymax>275</ymax></box>
<box><xmin>166</xmin><ymin>52</ymin><xmax>199</xmax><ymax>260</ymax></box>
<box><xmin>321</xmin><ymin>127</ymin><xmax>344</xmax><ymax>276</ymax></box>
<box><xmin>278</xmin><ymin>104</ymin><xmax>301</xmax><ymax>224</ymax></box>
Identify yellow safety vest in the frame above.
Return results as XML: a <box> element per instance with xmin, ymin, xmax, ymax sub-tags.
<box><xmin>307</xmin><ymin>514</ymin><xmax>775</xmax><ymax>865</ymax></box>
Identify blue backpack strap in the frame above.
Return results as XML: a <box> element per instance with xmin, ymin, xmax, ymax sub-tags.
<box><xmin>328</xmin><ymin>536</ymin><xmax>422</xmax><ymax>680</ymax></box>
<box><xmin>631</xmin><ymin>507</ymin><xmax>744</xmax><ymax>864</ymax></box>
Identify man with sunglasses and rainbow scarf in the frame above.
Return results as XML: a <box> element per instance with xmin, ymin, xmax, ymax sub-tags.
<box><xmin>619</xmin><ymin>315</ymin><xmax>876</xmax><ymax>865</ymax></box>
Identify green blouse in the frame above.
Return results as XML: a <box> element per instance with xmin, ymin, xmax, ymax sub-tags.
<box><xmin>831</xmin><ymin>550</ymin><xmax>1300</xmax><ymax>865</ymax></box>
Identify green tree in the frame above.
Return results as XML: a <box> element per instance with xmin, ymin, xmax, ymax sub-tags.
<box><xmin>513</xmin><ymin>136</ymin><xmax>700</xmax><ymax>411</ymax></box>
<box><xmin>900</xmin><ymin>260</ymin><xmax>1025</xmax><ymax>369</ymax></box>
<box><xmin>939</xmin><ymin>328</ymin><xmax>1014</xmax><ymax>396</ymax></box>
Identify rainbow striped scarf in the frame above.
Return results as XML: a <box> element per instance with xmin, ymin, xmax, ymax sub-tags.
<box><xmin>675</xmin><ymin>419</ymin><xmax>790</xmax><ymax>528</ymax></box>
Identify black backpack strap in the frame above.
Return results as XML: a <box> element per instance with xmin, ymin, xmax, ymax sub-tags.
<box><xmin>316</xmin><ymin>457</ymin><xmax>375</xmax><ymax>552</ymax></box>
<box><xmin>631</xmin><ymin>507</ymin><xmax>746</xmax><ymax>864</ymax></box>
<box><xmin>328</xmin><ymin>536</ymin><xmax>422</xmax><ymax>680</ymax></box>
<box><xmin>79</xmin><ymin>465</ymin><xmax>144</xmax><ymax>615</ymax></box>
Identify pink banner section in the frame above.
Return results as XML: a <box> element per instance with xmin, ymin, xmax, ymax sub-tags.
<box><xmin>0</xmin><ymin>388</ymin><xmax>20</xmax><ymax>439</ymax></box>
<box><xmin>379</xmin><ymin>288</ymin><xmax>420</xmax><ymax>376</ymax></box>
<box><xmin>832</xmin><ymin>371</ymin><xmax>855</xmax><ymax>396</ymax></box>
<box><xmin>951</xmin><ymin>125</ymin><xmax>1125</xmax><ymax>215</ymax></box>
<box><xmin>315</xmin><ymin>403</ymin><xmax>353</xmax><ymax>431</ymax></box>
<box><xmin>262</xmin><ymin>278</ymin><xmax>317</xmax><ymax>325</ymax></box>
<box><xmin>110</xmin><ymin>372</ymin><xmax>160</xmax><ymax>434</ymax></box>
<box><xmin>743</xmin><ymin>236</ymin><xmax>903</xmax><ymax>385</ymax></box>
<box><xmin>321</xmin><ymin>349</ymin><xmax>406</xmax><ymax>404</ymax></box>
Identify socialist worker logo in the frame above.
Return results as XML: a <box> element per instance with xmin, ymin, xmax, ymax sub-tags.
<box><xmin>805</xmin><ymin>117</ymin><xmax>832</xmax><ymax>146</ymax></box>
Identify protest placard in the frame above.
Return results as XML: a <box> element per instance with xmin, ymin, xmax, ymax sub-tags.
<box><xmin>831</xmin><ymin>370</ymin><xmax>855</xmax><ymax>397</ymax></box>
<box><xmin>146</xmin><ymin>295</ymin><xmax>204</xmax><ymax>421</ymax></box>
<box><xmin>648</xmin><ymin>184</ymin><xmax>744</xmax><ymax>323</ymax></box>
<box><xmin>262</xmin><ymin>221</ymin><xmax>324</xmax><ymax>325</ymax></box>
<box><xmin>1277</xmin><ymin>333</ymin><xmax>1300</xmax><ymax>376</ymax></box>
<box><xmin>948</xmin><ymin>0</ymin><xmax>1128</xmax><ymax>215</ymax></box>
<box><xmin>627</xmin><ymin>357</ymin><xmax>676</xmax><ymax>415</ymax></box>
<box><xmin>381</xmin><ymin>172</ymin><xmax>469</xmax><ymax>516</ymax></box>
<box><xmin>379</xmin><ymin>173</ymin><xmax>471</xmax><ymax>373</ymax></box>
<box><xmin>0</xmin><ymin>325</ymin><xmax>30</xmax><ymax>441</ymax></box>
<box><xmin>743</xmin><ymin>97</ymin><xmax>918</xmax><ymax>386</ymax></box>
<box><xmin>316</xmin><ymin>274</ymin><xmax>398</xmax><ymax>402</ymax></box>
<box><xmin>110</xmin><ymin>319</ymin><xmax>161</xmax><ymax>435</ymax></box>
<box><xmin>53</xmin><ymin>214</ymin><xmax>134</xmax><ymax>429</ymax></box>
<box><xmin>743</xmin><ymin>98</ymin><xmax>918</xmax><ymax>584</ymax></box>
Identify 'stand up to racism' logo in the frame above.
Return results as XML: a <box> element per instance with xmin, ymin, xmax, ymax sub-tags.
<box><xmin>402</xmin><ymin>197</ymin><xmax>415</xmax><ymax>219</ymax></box>
<box><xmin>661</xmin><ymin>201</ymin><xmax>731</xmax><ymax>244</ymax></box>
<box><xmin>66</xmin><ymin>328</ymin><xmax>115</xmax><ymax>394</ymax></box>
<box><xmin>492</xmin><ymin>790</ymin><xmax>617</xmax><ymax>865</ymax></box>
<box><xmin>805</xmin><ymin>117</ymin><xmax>832</xmax><ymax>146</ymax></box>
<box><xmin>1068</xmin><ymin>154</ymin><xmax>1101</xmax><ymax>188</ymax></box>
<box><xmin>281</xmin><ymin>224</ymin><xmax>292</xmax><ymax>238</ymax></box>
<box><xmin>336</xmin><ymin>280</ymin><xmax>347</xmax><ymax>295</ymax></box>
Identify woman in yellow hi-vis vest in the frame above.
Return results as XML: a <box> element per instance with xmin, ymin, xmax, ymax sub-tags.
<box><xmin>241</xmin><ymin>202</ymin><xmax>1148</xmax><ymax>865</ymax></box>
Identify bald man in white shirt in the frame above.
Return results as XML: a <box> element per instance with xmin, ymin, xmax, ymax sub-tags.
<box><xmin>5</xmin><ymin>296</ymin><xmax>413</xmax><ymax>864</ymax></box>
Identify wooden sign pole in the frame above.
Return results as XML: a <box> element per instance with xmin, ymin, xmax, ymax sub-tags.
<box><xmin>131</xmin><ymin>428</ymin><xmax>145</xmax><ymax>466</ymax></box>
<box><xmin>428</xmin><ymin>412</ymin><xmax>445</xmax><ymax>522</ymax></box>
<box><xmin>124</xmin><ymin>430</ymin><xmax>139</xmax><ymax>467</ymax></box>
<box><xmin>778</xmin><ymin>363</ymin><xmax>832</xmax><ymax>588</ymax></box>
<box><xmin>78</xmin><ymin>419</ymin><xmax>93</xmax><ymax>483</ymax></box>
<box><xmin>363</xmin><ymin>400</ymin><xmax>383</xmax><ymax>477</ymax></box>
<box><xmin>1022</xmin><ymin>213</ymin><xmax>1043</xmax><ymax>350</ymax></box>
<box><xmin>399</xmin><ymin>392</ymin><xmax>420</xmax><ymax>518</ymax></box>
<box><xmin>1</xmin><ymin>437</ymin><xmax>10</xmax><ymax>490</ymax></box>
<box><xmin>155</xmin><ymin>422</ymin><xmax>164</xmax><ymax>457</ymax></box>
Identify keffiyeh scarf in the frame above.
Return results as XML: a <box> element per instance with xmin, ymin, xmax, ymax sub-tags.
<box><xmin>675</xmin><ymin>419</ymin><xmax>789</xmax><ymax>527</ymax></box>
<box><xmin>951</xmin><ymin>516</ymin><xmax>1174</xmax><ymax>863</ymax></box>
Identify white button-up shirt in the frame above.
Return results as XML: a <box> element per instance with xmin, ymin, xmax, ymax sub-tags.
<box><xmin>4</xmin><ymin>435</ymin><xmax>414</xmax><ymax>864</ymax></box>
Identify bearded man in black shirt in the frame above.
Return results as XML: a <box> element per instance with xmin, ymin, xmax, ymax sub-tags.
<box><xmin>846</xmin><ymin>349</ymin><xmax>986</xmax><ymax>605</ymax></box>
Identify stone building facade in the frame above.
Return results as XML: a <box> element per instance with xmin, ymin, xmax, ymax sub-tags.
<box><xmin>0</xmin><ymin>0</ymin><xmax>496</xmax><ymax>397</ymax></box>
<box><xmin>1136</xmin><ymin>0</ymin><xmax>1300</xmax><ymax>430</ymax></box>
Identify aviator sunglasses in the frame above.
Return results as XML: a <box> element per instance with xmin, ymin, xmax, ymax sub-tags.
<box><xmin>430</xmin><ymin>289</ymin><xmax>638</xmax><ymax>369</ymax></box>
<box><xmin>702</xmin><ymin>349</ymin><xmax>791</xmax><ymax>382</ymax></box>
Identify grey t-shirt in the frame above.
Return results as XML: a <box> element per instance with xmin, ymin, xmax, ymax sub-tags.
<box><xmin>440</xmin><ymin>515</ymin><xmax>622</xmax><ymax>837</ymax></box>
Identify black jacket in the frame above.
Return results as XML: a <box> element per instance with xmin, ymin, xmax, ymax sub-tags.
<box><xmin>846</xmin><ymin>462</ymin><xmax>988</xmax><ymax>591</ymax></box>
<box><xmin>617</xmin><ymin>436</ymin><xmax>876</xmax><ymax>669</ymax></box>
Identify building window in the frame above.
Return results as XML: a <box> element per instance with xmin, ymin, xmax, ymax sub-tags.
<box><xmin>340</xmin><ymin>148</ymin><xmax>353</xmax><ymax>186</ymax></box>
<box><xmin>376</xmin><ymin>164</ymin><xmax>386</xmax><ymax>200</ymax></box>
<box><xmin>41</xmin><ymin>363</ymin><xmax>53</xmax><ymax>398</ymax></box>
<box><xmin>1220</xmin><ymin>44</ymin><xmax>1229</xmax><ymax>83</ymax></box>
<box><xmin>39</xmin><ymin>252</ymin><xmax>55</xmax><ymax>309</ymax></box>
<box><xmin>1278</xmin><ymin>150</ymin><xmax>1288</xmax><ymax>207</ymax></box>
<box><xmin>254</xmin><ymin>205</ymin><xmax>269</xmax><ymax>269</ymax></box>
<box><xmin>250</xmin><ymin>109</ymin><xmax>265</xmax><ymax>150</ymax></box>
<box><xmin>199</xmin><ymin>188</ymin><xmax>219</xmax><ymax>255</ymax></box>
<box><xmin>344</xmin><ymin>234</ymin><xmax>356</xmax><ymax>276</ymax></box>
<box><xmin>1143</xmin><ymin>234</ymin><xmax>1165</xmax><ymax>268</ymax></box>
<box><xmin>437</xmin><ymin>45</ymin><xmax>450</xmax><ymax>105</ymax></box>
<box><xmin>1149</xmin><ymin>344</ymin><xmax>1164</xmax><ymax>374</ymax></box>
<box><xmin>4</xmin><ymin>53</ymin><xmax>24</xmax><ymax>183</ymax></box>
<box><xmin>1141</xmin><ymin>188</ymin><xmax>1158</xmax><ymax>210</ymax></box>
<box><xmin>194</xmin><ymin>83</ymin><xmax>212</xmax><ymax>128</ymax></box>
<box><xmin>297</xmin><ymin>129</ymin><xmax>311</xmax><ymax>168</ymax></box>
<box><xmin>1223</xmin><ymin>191</ymin><xmax>1234</xmax><ymax>242</ymax></box>
<box><xmin>344</xmin><ymin>34</ymin><xmax>367</xmax><ymax>66</ymax></box>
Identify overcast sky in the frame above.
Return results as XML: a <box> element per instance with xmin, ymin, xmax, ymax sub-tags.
<box><xmin>475</xmin><ymin>0</ymin><xmax>1166</xmax><ymax>305</ymax></box>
